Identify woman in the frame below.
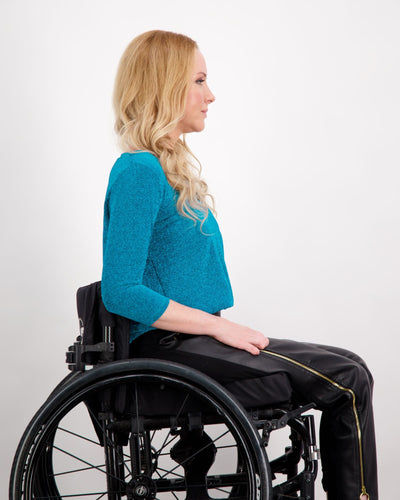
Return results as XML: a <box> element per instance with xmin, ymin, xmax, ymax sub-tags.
<box><xmin>102</xmin><ymin>30</ymin><xmax>377</xmax><ymax>500</ymax></box>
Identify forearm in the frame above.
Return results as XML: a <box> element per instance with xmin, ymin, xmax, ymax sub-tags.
<box><xmin>152</xmin><ymin>299</ymin><xmax>269</xmax><ymax>355</ymax></box>
<box><xmin>151</xmin><ymin>299</ymin><xmax>221</xmax><ymax>335</ymax></box>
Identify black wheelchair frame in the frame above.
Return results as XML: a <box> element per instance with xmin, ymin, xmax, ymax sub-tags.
<box><xmin>10</xmin><ymin>283</ymin><xmax>320</xmax><ymax>500</ymax></box>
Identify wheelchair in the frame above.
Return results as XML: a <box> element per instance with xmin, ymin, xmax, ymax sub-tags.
<box><xmin>10</xmin><ymin>283</ymin><xmax>320</xmax><ymax>500</ymax></box>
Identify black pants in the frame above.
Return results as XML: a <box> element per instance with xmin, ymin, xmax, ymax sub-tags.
<box><xmin>131</xmin><ymin>331</ymin><xmax>378</xmax><ymax>500</ymax></box>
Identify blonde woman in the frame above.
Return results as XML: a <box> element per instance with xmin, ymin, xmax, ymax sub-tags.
<box><xmin>102</xmin><ymin>30</ymin><xmax>377</xmax><ymax>500</ymax></box>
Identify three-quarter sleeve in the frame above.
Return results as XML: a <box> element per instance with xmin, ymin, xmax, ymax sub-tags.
<box><xmin>101</xmin><ymin>159</ymin><xmax>170</xmax><ymax>325</ymax></box>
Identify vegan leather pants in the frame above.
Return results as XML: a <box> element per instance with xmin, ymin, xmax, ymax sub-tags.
<box><xmin>131</xmin><ymin>331</ymin><xmax>378</xmax><ymax>500</ymax></box>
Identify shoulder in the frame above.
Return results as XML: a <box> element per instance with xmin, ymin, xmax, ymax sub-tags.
<box><xmin>106</xmin><ymin>152</ymin><xmax>171</xmax><ymax>206</ymax></box>
<box><xmin>108</xmin><ymin>151</ymin><xmax>167</xmax><ymax>188</ymax></box>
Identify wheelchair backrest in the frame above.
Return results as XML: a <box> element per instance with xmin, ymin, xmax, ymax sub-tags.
<box><xmin>66</xmin><ymin>281</ymin><xmax>131</xmax><ymax>370</ymax></box>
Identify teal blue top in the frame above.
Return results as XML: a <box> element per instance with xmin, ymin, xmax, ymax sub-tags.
<box><xmin>102</xmin><ymin>151</ymin><xmax>234</xmax><ymax>341</ymax></box>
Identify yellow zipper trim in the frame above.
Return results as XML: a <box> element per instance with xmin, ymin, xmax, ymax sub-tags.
<box><xmin>261</xmin><ymin>349</ymin><xmax>370</xmax><ymax>499</ymax></box>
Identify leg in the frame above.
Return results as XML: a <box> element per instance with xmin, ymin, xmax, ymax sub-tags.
<box><xmin>263</xmin><ymin>339</ymin><xmax>377</xmax><ymax>500</ymax></box>
<box><xmin>131</xmin><ymin>332</ymin><xmax>378</xmax><ymax>500</ymax></box>
<box><xmin>311</xmin><ymin>343</ymin><xmax>376</xmax><ymax>500</ymax></box>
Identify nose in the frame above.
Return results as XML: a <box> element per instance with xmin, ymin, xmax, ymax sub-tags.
<box><xmin>205</xmin><ymin>83</ymin><xmax>215</xmax><ymax>104</ymax></box>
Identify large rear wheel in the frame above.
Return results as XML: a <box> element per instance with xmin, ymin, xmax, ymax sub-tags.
<box><xmin>10</xmin><ymin>359</ymin><xmax>272</xmax><ymax>499</ymax></box>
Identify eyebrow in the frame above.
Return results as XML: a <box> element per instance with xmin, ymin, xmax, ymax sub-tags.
<box><xmin>196</xmin><ymin>71</ymin><xmax>207</xmax><ymax>77</ymax></box>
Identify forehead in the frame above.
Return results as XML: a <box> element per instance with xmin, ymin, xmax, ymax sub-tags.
<box><xmin>193</xmin><ymin>50</ymin><xmax>207</xmax><ymax>74</ymax></box>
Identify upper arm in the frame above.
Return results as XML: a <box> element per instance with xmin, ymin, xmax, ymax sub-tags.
<box><xmin>101</xmin><ymin>160</ymin><xmax>170</xmax><ymax>324</ymax></box>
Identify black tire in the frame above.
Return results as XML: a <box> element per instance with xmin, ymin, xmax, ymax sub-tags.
<box><xmin>10</xmin><ymin>359</ymin><xmax>272</xmax><ymax>500</ymax></box>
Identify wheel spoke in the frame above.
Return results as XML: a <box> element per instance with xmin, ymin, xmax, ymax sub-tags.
<box><xmin>156</xmin><ymin>434</ymin><xmax>179</xmax><ymax>454</ymax></box>
<box><xmin>53</xmin><ymin>463</ymin><xmax>106</xmax><ymax>476</ymax></box>
<box><xmin>155</xmin><ymin>465</ymin><xmax>185</xmax><ymax>479</ymax></box>
<box><xmin>156</xmin><ymin>392</ymin><xmax>191</xmax><ymax>457</ymax></box>
<box><xmin>58</xmin><ymin>426</ymin><xmax>103</xmax><ymax>447</ymax></box>
<box><xmin>159</xmin><ymin>428</ymin><xmax>230</xmax><ymax>479</ymax></box>
<box><xmin>52</xmin><ymin>444</ymin><xmax>123</xmax><ymax>484</ymax></box>
<box><xmin>33</xmin><ymin>492</ymin><xmax>110</xmax><ymax>499</ymax></box>
<box><xmin>86</xmin><ymin>403</ymin><xmax>132</xmax><ymax>479</ymax></box>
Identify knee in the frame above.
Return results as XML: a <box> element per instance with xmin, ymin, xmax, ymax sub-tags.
<box><xmin>355</xmin><ymin>356</ymin><xmax>374</xmax><ymax>390</ymax></box>
<box><xmin>344</xmin><ymin>361</ymin><xmax>374</xmax><ymax>407</ymax></box>
<box><xmin>343</xmin><ymin>348</ymin><xmax>375</xmax><ymax>390</ymax></box>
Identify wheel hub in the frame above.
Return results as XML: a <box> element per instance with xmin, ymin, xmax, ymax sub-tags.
<box><xmin>127</xmin><ymin>475</ymin><xmax>156</xmax><ymax>500</ymax></box>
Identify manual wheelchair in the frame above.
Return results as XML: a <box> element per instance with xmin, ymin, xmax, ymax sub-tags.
<box><xmin>10</xmin><ymin>282</ymin><xmax>320</xmax><ymax>500</ymax></box>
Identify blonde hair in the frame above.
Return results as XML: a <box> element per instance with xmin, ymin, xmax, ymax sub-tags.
<box><xmin>113</xmin><ymin>30</ymin><xmax>214</xmax><ymax>222</ymax></box>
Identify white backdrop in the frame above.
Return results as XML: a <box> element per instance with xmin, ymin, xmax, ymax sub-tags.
<box><xmin>1</xmin><ymin>0</ymin><xmax>399</xmax><ymax>498</ymax></box>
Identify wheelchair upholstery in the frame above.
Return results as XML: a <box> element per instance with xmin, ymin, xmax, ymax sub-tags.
<box><xmin>9</xmin><ymin>282</ymin><xmax>320</xmax><ymax>500</ymax></box>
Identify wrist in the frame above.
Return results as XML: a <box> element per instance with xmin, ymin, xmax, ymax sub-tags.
<box><xmin>196</xmin><ymin>311</ymin><xmax>222</xmax><ymax>336</ymax></box>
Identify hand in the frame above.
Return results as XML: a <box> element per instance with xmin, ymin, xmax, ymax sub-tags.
<box><xmin>211</xmin><ymin>319</ymin><xmax>269</xmax><ymax>356</ymax></box>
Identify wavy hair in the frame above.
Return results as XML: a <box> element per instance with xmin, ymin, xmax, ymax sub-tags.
<box><xmin>113</xmin><ymin>30</ymin><xmax>214</xmax><ymax>222</ymax></box>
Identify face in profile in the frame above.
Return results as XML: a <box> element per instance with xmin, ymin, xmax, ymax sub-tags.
<box><xmin>173</xmin><ymin>50</ymin><xmax>216</xmax><ymax>139</ymax></box>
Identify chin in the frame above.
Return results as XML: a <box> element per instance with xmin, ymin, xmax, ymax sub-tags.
<box><xmin>195</xmin><ymin>121</ymin><xmax>206</xmax><ymax>132</ymax></box>
<box><xmin>184</xmin><ymin>120</ymin><xmax>206</xmax><ymax>134</ymax></box>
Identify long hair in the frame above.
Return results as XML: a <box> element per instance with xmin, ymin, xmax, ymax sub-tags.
<box><xmin>113</xmin><ymin>30</ymin><xmax>214</xmax><ymax>221</ymax></box>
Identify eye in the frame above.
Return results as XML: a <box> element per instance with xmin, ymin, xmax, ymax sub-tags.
<box><xmin>195</xmin><ymin>78</ymin><xmax>205</xmax><ymax>85</ymax></box>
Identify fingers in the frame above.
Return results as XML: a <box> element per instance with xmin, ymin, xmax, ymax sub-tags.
<box><xmin>235</xmin><ymin>331</ymin><xmax>269</xmax><ymax>355</ymax></box>
<box><xmin>246</xmin><ymin>344</ymin><xmax>261</xmax><ymax>356</ymax></box>
<box><xmin>213</xmin><ymin>324</ymin><xmax>269</xmax><ymax>355</ymax></box>
<box><xmin>252</xmin><ymin>333</ymin><xmax>269</xmax><ymax>350</ymax></box>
